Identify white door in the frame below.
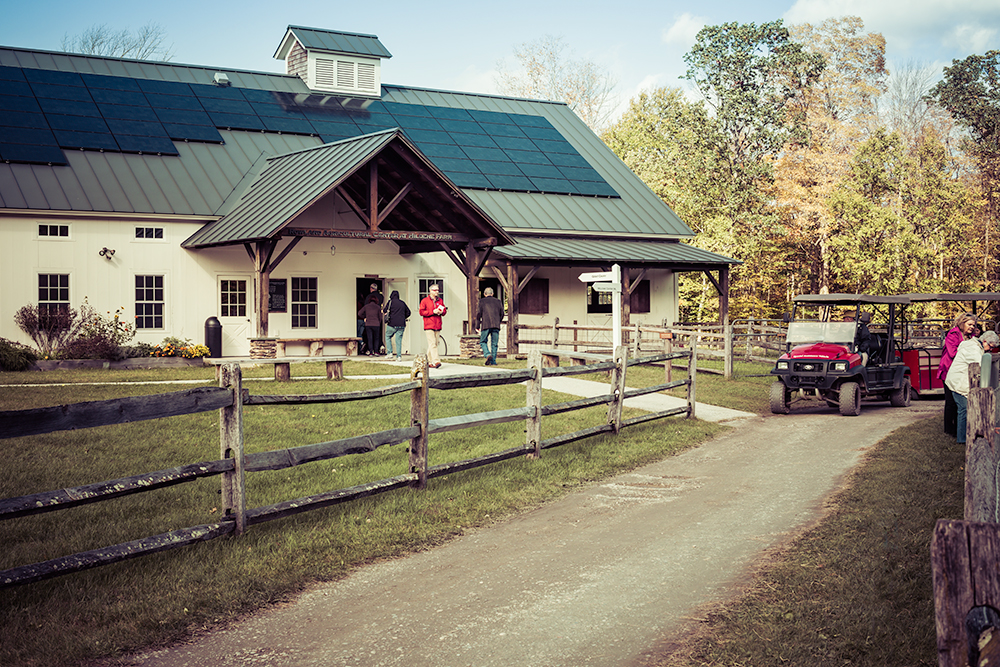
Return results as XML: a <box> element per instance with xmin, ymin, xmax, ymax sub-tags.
<box><xmin>218</xmin><ymin>275</ymin><xmax>252</xmax><ymax>357</ymax></box>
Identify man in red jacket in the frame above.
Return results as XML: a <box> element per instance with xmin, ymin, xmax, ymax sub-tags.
<box><xmin>419</xmin><ymin>284</ymin><xmax>446</xmax><ymax>368</ymax></box>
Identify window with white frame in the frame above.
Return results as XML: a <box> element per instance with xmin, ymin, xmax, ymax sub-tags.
<box><xmin>135</xmin><ymin>226</ymin><xmax>164</xmax><ymax>240</ymax></box>
<box><xmin>38</xmin><ymin>274</ymin><xmax>69</xmax><ymax>312</ymax></box>
<box><xmin>135</xmin><ymin>275</ymin><xmax>164</xmax><ymax>329</ymax></box>
<box><xmin>418</xmin><ymin>278</ymin><xmax>444</xmax><ymax>302</ymax></box>
<box><xmin>38</xmin><ymin>224</ymin><xmax>69</xmax><ymax>238</ymax></box>
<box><xmin>291</xmin><ymin>277</ymin><xmax>317</xmax><ymax>328</ymax></box>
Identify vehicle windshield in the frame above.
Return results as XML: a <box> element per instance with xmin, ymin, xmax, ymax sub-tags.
<box><xmin>786</xmin><ymin>321</ymin><xmax>857</xmax><ymax>346</ymax></box>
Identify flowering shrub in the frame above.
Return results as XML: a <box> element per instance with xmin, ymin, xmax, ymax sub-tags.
<box><xmin>151</xmin><ymin>337</ymin><xmax>210</xmax><ymax>358</ymax></box>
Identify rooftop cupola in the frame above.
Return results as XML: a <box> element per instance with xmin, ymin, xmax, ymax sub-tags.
<box><xmin>274</xmin><ymin>26</ymin><xmax>391</xmax><ymax>97</ymax></box>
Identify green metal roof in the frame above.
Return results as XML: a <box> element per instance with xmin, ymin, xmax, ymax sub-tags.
<box><xmin>275</xmin><ymin>26</ymin><xmax>392</xmax><ymax>59</ymax></box>
<box><xmin>491</xmin><ymin>236</ymin><xmax>740</xmax><ymax>268</ymax></box>
<box><xmin>182</xmin><ymin>128</ymin><xmax>513</xmax><ymax>249</ymax></box>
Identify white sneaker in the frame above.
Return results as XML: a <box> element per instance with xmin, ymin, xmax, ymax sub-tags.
<box><xmin>395</xmin><ymin>356</ymin><xmax>402</xmax><ymax>362</ymax></box>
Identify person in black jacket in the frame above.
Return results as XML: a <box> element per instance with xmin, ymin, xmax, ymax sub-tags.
<box><xmin>476</xmin><ymin>287</ymin><xmax>504</xmax><ymax>365</ymax></box>
<box><xmin>383</xmin><ymin>290</ymin><xmax>411</xmax><ymax>361</ymax></box>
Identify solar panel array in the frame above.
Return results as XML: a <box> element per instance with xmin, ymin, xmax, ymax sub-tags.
<box><xmin>0</xmin><ymin>66</ymin><xmax>617</xmax><ymax>197</ymax></box>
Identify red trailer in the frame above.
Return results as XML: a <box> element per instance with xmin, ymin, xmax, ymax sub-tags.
<box><xmin>898</xmin><ymin>293</ymin><xmax>1000</xmax><ymax>397</ymax></box>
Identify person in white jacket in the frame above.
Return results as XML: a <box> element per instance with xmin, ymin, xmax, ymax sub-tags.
<box><xmin>946</xmin><ymin>330</ymin><xmax>1000</xmax><ymax>444</ymax></box>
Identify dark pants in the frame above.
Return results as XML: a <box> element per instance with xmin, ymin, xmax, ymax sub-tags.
<box><xmin>944</xmin><ymin>386</ymin><xmax>957</xmax><ymax>437</ymax></box>
<box><xmin>364</xmin><ymin>326</ymin><xmax>379</xmax><ymax>355</ymax></box>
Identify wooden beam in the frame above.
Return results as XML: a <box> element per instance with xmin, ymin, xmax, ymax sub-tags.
<box><xmin>628</xmin><ymin>268</ymin><xmax>648</xmax><ymax>295</ymax></box>
<box><xmin>368</xmin><ymin>161</ymin><xmax>378</xmax><ymax>232</ymax></box>
<box><xmin>516</xmin><ymin>266</ymin><xmax>541</xmax><ymax>295</ymax></box>
<box><xmin>266</xmin><ymin>236</ymin><xmax>302</xmax><ymax>273</ymax></box>
<box><xmin>507</xmin><ymin>261</ymin><xmax>519</xmax><ymax>356</ymax></box>
<box><xmin>285</xmin><ymin>228</ymin><xmax>469</xmax><ymax>243</ymax></box>
<box><xmin>438</xmin><ymin>241</ymin><xmax>466</xmax><ymax>273</ymax></box>
<box><xmin>377</xmin><ymin>182</ymin><xmax>412</xmax><ymax>225</ymax></box>
<box><xmin>338</xmin><ymin>186</ymin><xmax>368</xmax><ymax>225</ymax></box>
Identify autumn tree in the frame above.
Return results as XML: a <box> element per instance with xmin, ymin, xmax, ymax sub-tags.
<box><xmin>927</xmin><ymin>50</ymin><xmax>1000</xmax><ymax>284</ymax></box>
<box><xmin>775</xmin><ymin>17</ymin><xmax>888</xmax><ymax>295</ymax></box>
<box><xmin>61</xmin><ymin>22</ymin><xmax>173</xmax><ymax>61</ymax></box>
<box><xmin>495</xmin><ymin>36</ymin><xmax>618</xmax><ymax>132</ymax></box>
<box><xmin>680</xmin><ymin>20</ymin><xmax>824</xmax><ymax>316</ymax></box>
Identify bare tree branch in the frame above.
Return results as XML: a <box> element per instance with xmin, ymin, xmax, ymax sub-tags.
<box><xmin>61</xmin><ymin>22</ymin><xmax>173</xmax><ymax>61</ymax></box>
<box><xmin>495</xmin><ymin>36</ymin><xmax>618</xmax><ymax>133</ymax></box>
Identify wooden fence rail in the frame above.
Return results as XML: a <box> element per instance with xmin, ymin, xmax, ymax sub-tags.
<box><xmin>0</xmin><ymin>344</ymin><xmax>695</xmax><ymax>589</ymax></box>
<box><xmin>515</xmin><ymin>319</ymin><xmax>786</xmax><ymax>379</ymax></box>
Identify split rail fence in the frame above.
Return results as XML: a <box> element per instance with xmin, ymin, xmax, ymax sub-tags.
<box><xmin>0</xmin><ymin>345</ymin><xmax>695</xmax><ymax>589</ymax></box>
<box><xmin>931</xmin><ymin>354</ymin><xmax>1000</xmax><ymax>666</ymax></box>
<box><xmin>516</xmin><ymin>318</ymin><xmax>786</xmax><ymax>379</ymax></box>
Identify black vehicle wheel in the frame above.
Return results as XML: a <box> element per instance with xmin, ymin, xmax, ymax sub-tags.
<box><xmin>839</xmin><ymin>381</ymin><xmax>862</xmax><ymax>416</ymax></box>
<box><xmin>770</xmin><ymin>382</ymin><xmax>790</xmax><ymax>414</ymax></box>
<box><xmin>890</xmin><ymin>377</ymin><xmax>912</xmax><ymax>407</ymax></box>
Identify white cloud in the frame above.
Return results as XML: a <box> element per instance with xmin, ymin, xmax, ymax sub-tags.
<box><xmin>783</xmin><ymin>0</ymin><xmax>1000</xmax><ymax>60</ymax></box>
<box><xmin>662</xmin><ymin>13</ymin><xmax>706</xmax><ymax>49</ymax></box>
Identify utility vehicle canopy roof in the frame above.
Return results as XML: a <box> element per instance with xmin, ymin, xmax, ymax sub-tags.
<box><xmin>900</xmin><ymin>293</ymin><xmax>1000</xmax><ymax>303</ymax></box>
<box><xmin>792</xmin><ymin>294</ymin><xmax>911</xmax><ymax>306</ymax></box>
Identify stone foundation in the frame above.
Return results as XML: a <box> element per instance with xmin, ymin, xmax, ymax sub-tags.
<box><xmin>250</xmin><ymin>338</ymin><xmax>277</xmax><ymax>359</ymax></box>
<box><xmin>459</xmin><ymin>334</ymin><xmax>482</xmax><ymax>359</ymax></box>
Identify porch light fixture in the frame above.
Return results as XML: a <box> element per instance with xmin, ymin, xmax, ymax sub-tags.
<box><xmin>330</xmin><ymin>245</ymin><xmax>336</xmax><ymax>256</ymax></box>
<box><xmin>99</xmin><ymin>247</ymin><xmax>115</xmax><ymax>259</ymax></box>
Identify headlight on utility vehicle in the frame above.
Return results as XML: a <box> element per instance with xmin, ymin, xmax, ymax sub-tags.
<box><xmin>776</xmin><ymin>361</ymin><xmax>789</xmax><ymax>370</ymax></box>
<box><xmin>831</xmin><ymin>361</ymin><xmax>848</xmax><ymax>372</ymax></box>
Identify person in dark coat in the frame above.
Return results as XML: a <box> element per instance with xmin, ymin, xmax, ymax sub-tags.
<box><xmin>383</xmin><ymin>290</ymin><xmax>411</xmax><ymax>361</ymax></box>
<box><xmin>476</xmin><ymin>287</ymin><xmax>504</xmax><ymax>365</ymax></box>
<box><xmin>358</xmin><ymin>293</ymin><xmax>382</xmax><ymax>356</ymax></box>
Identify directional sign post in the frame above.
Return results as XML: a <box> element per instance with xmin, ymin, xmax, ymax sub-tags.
<box><xmin>579</xmin><ymin>264</ymin><xmax>622</xmax><ymax>349</ymax></box>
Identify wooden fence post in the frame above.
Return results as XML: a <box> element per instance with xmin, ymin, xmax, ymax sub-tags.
<box><xmin>688</xmin><ymin>334</ymin><xmax>698</xmax><ymax>420</ymax></box>
<box><xmin>409</xmin><ymin>355</ymin><xmax>429</xmax><ymax>489</ymax></box>
<box><xmin>724</xmin><ymin>322</ymin><xmax>734</xmax><ymax>379</ymax></box>
<box><xmin>607</xmin><ymin>345</ymin><xmax>627</xmax><ymax>433</ymax></box>
<box><xmin>966</xmin><ymin>381</ymin><xmax>998</xmax><ymax>522</ymax></box>
<box><xmin>551</xmin><ymin>317</ymin><xmax>560</xmax><ymax>348</ymax></box>
<box><xmin>526</xmin><ymin>349</ymin><xmax>542</xmax><ymax>459</ymax></box>
<box><xmin>663</xmin><ymin>332</ymin><xmax>673</xmax><ymax>384</ymax></box>
<box><xmin>219</xmin><ymin>362</ymin><xmax>246</xmax><ymax>536</ymax></box>
<box><xmin>631</xmin><ymin>323</ymin><xmax>641</xmax><ymax>357</ymax></box>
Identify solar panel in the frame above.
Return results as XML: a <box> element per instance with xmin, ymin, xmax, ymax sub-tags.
<box><xmin>99</xmin><ymin>104</ymin><xmax>160</xmax><ymax>121</ymax></box>
<box><xmin>161</xmin><ymin>123</ymin><xmax>224</xmax><ymax>143</ymax></box>
<box><xmin>0</xmin><ymin>143</ymin><xmax>67</xmax><ymax>164</ymax></box>
<box><xmin>0</xmin><ymin>65</ymin><xmax>618</xmax><ymax>197</ymax></box>
<box><xmin>46</xmin><ymin>114</ymin><xmax>110</xmax><ymax>133</ymax></box>
<box><xmin>115</xmin><ymin>135</ymin><xmax>178</xmax><ymax>154</ymax></box>
<box><xmin>52</xmin><ymin>130</ymin><xmax>120</xmax><ymax>151</ymax></box>
<box><xmin>29</xmin><ymin>83</ymin><xmax>93</xmax><ymax>102</ymax></box>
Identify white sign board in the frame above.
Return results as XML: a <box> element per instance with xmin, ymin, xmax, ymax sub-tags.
<box><xmin>578</xmin><ymin>271</ymin><xmax>615</xmax><ymax>283</ymax></box>
<box><xmin>592</xmin><ymin>282</ymin><xmax>621</xmax><ymax>293</ymax></box>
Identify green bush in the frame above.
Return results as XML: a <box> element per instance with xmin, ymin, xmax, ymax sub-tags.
<box><xmin>0</xmin><ymin>337</ymin><xmax>38</xmax><ymax>371</ymax></box>
<box><xmin>122</xmin><ymin>342</ymin><xmax>157</xmax><ymax>358</ymax></box>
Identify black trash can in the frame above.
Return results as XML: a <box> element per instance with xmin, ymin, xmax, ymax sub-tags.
<box><xmin>205</xmin><ymin>316</ymin><xmax>222</xmax><ymax>358</ymax></box>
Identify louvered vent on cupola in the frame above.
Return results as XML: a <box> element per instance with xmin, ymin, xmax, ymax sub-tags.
<box><xmin>274</xmin><ymin>26</ymin><xmax>391</xmax><ymax>98</ymax></box>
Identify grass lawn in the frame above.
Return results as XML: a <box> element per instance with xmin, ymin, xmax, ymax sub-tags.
<box><xmin>0</xmin><ymin>356</ymin><xmax>960</xmax><ymax>667</ymax></box>
<box><xmin>0</xmin><ymin>357</ymin><xmax>724</xmax><ymax>667</ymax></box>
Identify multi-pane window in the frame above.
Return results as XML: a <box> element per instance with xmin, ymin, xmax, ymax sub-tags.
<box><xmin>135</xmin><ymin>275</ymin><xmax>164</xmax><ymax>329</ymax></box>
<box><xmin>38</xmin><ymin>224</ymin><xmax>69</xmax><ymax>238</ymax></box>
<box><xmin>418</xmin><ymin>278</ymin><xmax>444</xmax><ymax>301</ymax></box>
<box><xmin>291</xmin><ymin>277</ymin><xmax>317</xmax><ymax>328</ymax></box>
<box><xmin>220</xmin><ymin>279</ymin><xmax>247</xmax><ymax>317</ymax></box>
<box><xmin>135</xmin><ymin>227</ymin><xmax>163</xmax><ymax>239</ymax></box>
<box><xmin>38</xmin><ymin>274</ymin><xmax>69</xmax><ymax>311</ymax></box>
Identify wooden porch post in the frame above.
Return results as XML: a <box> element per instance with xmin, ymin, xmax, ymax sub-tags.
<box><xmin>507</xmin><ymin>261</ymin><xmax>519</xmax><ymax>356</ymax></box>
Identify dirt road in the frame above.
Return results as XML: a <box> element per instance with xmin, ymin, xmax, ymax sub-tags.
<box><xmin>122</xmin><ymin>398</ymin><xmax>939</xmax><ymax>667</ymax></box>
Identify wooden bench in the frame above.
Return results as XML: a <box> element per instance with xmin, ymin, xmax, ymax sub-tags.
<box><xmin>275</xmin><ymin>337</ymin><xmax>360</xmax><ymax>357</ymax></box>
<box><xmin>539</xmin><ymin>349</ymin><xmax>612</xmax><ymax>368</ymax></box>
<box><xmin>208</xmin><ymin>357</ymin><xmax>347</xmax><ymax>382</ymax></box>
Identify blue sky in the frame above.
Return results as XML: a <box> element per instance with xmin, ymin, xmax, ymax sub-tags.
<box><xmin>3</xmin><ymin>0</ymin><xmax>998</xmax><ymax>120</ymax></box>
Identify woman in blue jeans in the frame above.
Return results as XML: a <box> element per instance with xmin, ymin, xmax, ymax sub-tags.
<box><xmin>946</xmin><ymin>330</ymin><xmax>1000</xmax><ymax>444</ymax></box>
<box><xmin>383</xmin><ymin>290</ymin><xmax>411</xmax><ymax>361</ymax></box>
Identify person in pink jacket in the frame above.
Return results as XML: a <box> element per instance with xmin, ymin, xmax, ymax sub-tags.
<box><xmin>938</xmin><ymin>312</ymin><xmax>978</xmax><ymax>437</ymax></box>
<box><xmin>418</xmin><ymin>284</ymin><xmax>447</xmax><ymax>368</ymax></box>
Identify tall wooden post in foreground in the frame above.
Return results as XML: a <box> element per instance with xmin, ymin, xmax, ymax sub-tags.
<box><xmin>526</xmin><ymin>349</ymin><xmax>542</xmax><ymax>459</ymax></box>
<box><xmin>409</xmin><ymin>355</ymin><xmax>429</xmax><ymax>488</ymax></box>
<box><xmin>219</xmin><ymin>363</ymin><xmax>246</xmax><ymax>535</ymax></box>
<box><xmin>607</xmin><ymin>346</ymin><xmax>627</xmax><ymax>433</ymax></box>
